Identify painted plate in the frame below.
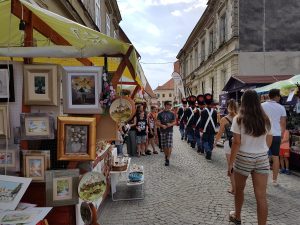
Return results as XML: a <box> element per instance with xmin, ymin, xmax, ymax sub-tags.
<box><xmin>78</xmin><ymin>172</ymin><xmax>106</xmax><ymax>202</ymax></box>
<box><xmin>109</xmin><ymin>96</ymin><xmax>135</xmax><ymax>123</ymax></box>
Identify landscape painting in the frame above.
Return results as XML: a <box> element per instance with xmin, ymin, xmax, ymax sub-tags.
<box><xmin>65</xmin><ymin>125</ymin><xmax>88</xmax><ymax>154</ymax></box>
<box><xmin>25</xmin><ymin>117</ymin><xmax>49</xmax><ymax>136</ymax></box>
<box><xmin>53</xmin><ymin>177</ymin><xmax>72</xmax><ymax>201</ymax></box>
<box><xmin>0</xmin><ymin>175</ymin><xmax>31</xmax><ymax>210</ymax></box>
<box><xmin>71</xmin><ymin>75</ymin><xmax>96</xmax><ymax>105</ymax></box>
<box><xmin>0</xmin><ymin>151</ymin><xmax>15</xmax><ymax>168</ymax></box>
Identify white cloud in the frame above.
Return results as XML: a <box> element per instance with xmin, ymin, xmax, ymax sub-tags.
<box><xmin>171</xmin><ymin>10</ymin><xmax>182</xmax><ymax>16</ymax></box>
<box><xmin>146</xmin><ymin>23</ymin><xmax>161</xmax><ymax>37</ymax></box>
<box><xmin>175</xmin><ymin>34</ymin><xmax>183</xmax><ymax>39</ymax></box>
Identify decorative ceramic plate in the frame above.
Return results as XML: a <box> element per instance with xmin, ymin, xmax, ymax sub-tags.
<box><xmin>78</xmin><ymin>172</ymin><xmax>106</xmax><ymax>202</ymax></box>
<box><xmin>109</xmin><ymin>96</ymin><xmax>135</xmax><ymax>123</ymax></box>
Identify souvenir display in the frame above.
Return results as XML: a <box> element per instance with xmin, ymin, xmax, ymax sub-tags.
<box><xmin>0</xmin><ymin>64</ymin><xmax>15</xmax><ymax>102</ymax></box>
<box><xmin>62</xmin><ymin>66</ymin><xmax>103</xmax><ymax>114</ymax></box>
<box><xmin>100</xmin><ymin>72</ymin><xmax>116</xmax><ymax>110</ymax></box>
<box><xmin>109</xmin><ymin>96</ymin><xmax>135</xmax><ymax>123</ymax></box>
<box><xmin>57</xmin><ymin>117</ymin><xmax>96</xmax><ymax>161</ymax></box>
<box><xmin>0</xmin><ymin>175</ymin><xmax>32</xmax><ymax>210</ymax></box>
<box><xmin>0</xmin><ymin>104</ymin><xmax>9</xmax><ymax>138</ymax></box>
<box><xmin>78</xmin><ymin>172</ymin><xmax>106</xmax><ymax>202</ymax></box>
<box><xmin>20</xmin><ymin>113</ymin><xmax>55</xmax><ymax>140</ymax></box>
<box><xmin>46</xmin><ymin>169</ymin><xmax>79</xmax><ymax>207</ymax></box>
<box><xmin>23</xmin><ymin>64</ymin><xmax>58</xmax><ymax>106</ymax></box>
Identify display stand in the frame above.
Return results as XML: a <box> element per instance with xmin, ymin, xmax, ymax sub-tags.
<box><xmin>110</xmin><ymin>160</ymin><xmax>144</xmax><ymax>201</ymax></box>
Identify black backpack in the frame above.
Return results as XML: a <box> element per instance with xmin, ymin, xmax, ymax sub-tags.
<box><xmin>224</xmin><ymin>117</ymin><xmax>233</xmax><ymax>147</ymax></box>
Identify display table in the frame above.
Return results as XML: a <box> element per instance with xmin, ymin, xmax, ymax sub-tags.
<box><xmin>110</xmin><ymin>159</ymin><xmax>144</xmax><ymax>201</ymax></box>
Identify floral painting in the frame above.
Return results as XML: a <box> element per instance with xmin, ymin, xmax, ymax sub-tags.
<box><xmin>65</xmin><ymin>125</ymin><xmax>88</xmax><ymax>154</ymax></box>
<box><xmin>71</xmin><ymin>75</ymin><xmax>95</xmax><ymax>105</ymax></box>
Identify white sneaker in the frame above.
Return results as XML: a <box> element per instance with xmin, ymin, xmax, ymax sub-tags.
<box><xmin>272</xmin><ymin>180</ymin><xmax>278</xmax><ymax>186</ymax></box>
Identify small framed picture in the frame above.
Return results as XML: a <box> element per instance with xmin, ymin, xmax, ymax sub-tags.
<box><xmin>21</xmin><ymin>150</ymin><xmax>50</xmax><ymax>176</ymax></box>
<box><xmin>20</xmin><ymin>113</ymin><xmax>54</xmax><ymax>140</ymax></box>
<box><xmin>0</xmin><ymin>104</ymin><xmax>9</xmax><ymax>138</ymax></box>
<box><xmin>0</xmin><ymin>64</ymin><xmax>15</xmax><ymax>102</ymax></box>
<box><xmin>23</xmin><ymin>64</ymin><xmax>58</xmax><ymax>106</ymax></box>
<box><xmin>46</xmin><ymin>169</ymin><xmax>79</xmax><ymax>207</ymax></box>
<box><xmin>0</xmin><ymin>150</ymin><xmax>16</xmax><ymax>168</ymax></box>
<box><xmin>0</xmin><ymin>175</ymin><xmax>32</xmax><ymax>210</ymax></box>
<box><xmin>24</xmin><ymin>155</ymin><xmax>45</xmax><ymax>181</ymax></box>
<box><xmin>62</xmin><ymin>66</ymin><xmax>103</xmax><ymax>114</ymax></box>
<box><xmin>57</xmin><ymin>116</ymin><xmax>96</xmax><ymax>161</ymax></box>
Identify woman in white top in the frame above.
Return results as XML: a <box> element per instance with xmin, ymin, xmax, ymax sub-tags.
<box><xmin>214</xmin><ymin>99</ymin><xmax>238</xmax><ymax>194</ymax></box>
<box><xmin>228</xmin><ymin>90</ymin><xmax>272</xmax><ymax>225</ymax></box>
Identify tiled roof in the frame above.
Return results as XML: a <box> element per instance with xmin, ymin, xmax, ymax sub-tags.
<box><xmin>154</xmin><ymin>78</ymin><xmax>174</xmax><ymax>91</ymax></box>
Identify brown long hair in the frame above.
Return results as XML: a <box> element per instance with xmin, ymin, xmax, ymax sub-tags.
<box><xmin>227</xmin><ymin>99</ymin><xmax>238</xmax><ymax>114</ymax></box>
<box><xmin>237</xmin><ymin>90</ymin><xmax>271</xmax><ymax>137</ymax></box>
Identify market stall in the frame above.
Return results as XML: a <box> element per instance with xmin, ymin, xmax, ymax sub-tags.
<box><xmin>255</xmin><ymin>74</ymin><xmax>300</xmax><ymax>172</ymax></box>
<box><xmin>0</xmin><ymin>0</ymin><xmax>146</xmax><ymax>224</ymax></box>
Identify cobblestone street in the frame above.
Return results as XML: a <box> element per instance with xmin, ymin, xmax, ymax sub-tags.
<box><xmin>99</xmin><ymin>129</ymin><xmax>300</xmax><ymax>225</ymax></box>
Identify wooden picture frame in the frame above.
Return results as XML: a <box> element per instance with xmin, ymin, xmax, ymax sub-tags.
<box><xmin>23</xmin><ymin>64</ymin><xmax>58</xmax><ymax>106</ymax></box>
<box><xmin>0</xmin><ymin>104</ymin><xmax>9</xmax><ymax>138</ymax></box>
<box><xmin>0</xmin><ymin>175</ymin><xmax>32</xmax><ymax>210</ymax></box>
<box><xmin>62</xmin><ymin>66</ymin><xmax>103</xmax><ymax>114</ymax></box>
<box><xmin>24</xmin><ymin>155</ymin><xmax>46</xmax><ymax>181</ymax></box>
<box><xmin>57</xmin><ymin>116</ymin><xmax>96</xmax><ymax>161</ymax></box>
<box><xmin>45</xmin><ymin>169</ymin><xmax>79</xmax><ymax>207</ymax></box>
<box><xmin>21</xmin><ymin>150</ymin><xmax>51</xmax><ymax>175</ymax></box>
<box><xmin>20</xmin><ymin>113</ymin><xmax>55</xmax><ymax>140</ymax></box>
<box><xmin>0</xmin><ymin>64</ymin><xmax>15</xmax><ymax>102</ymax></box>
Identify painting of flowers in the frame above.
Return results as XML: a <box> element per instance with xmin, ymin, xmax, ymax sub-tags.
<box><xmin>65</xmin><ymin>125</ymin><xmax>88</xmax><ymax>154</ymax></box>
<box><xmin>71</xmin><ymin>75</ymin><xmax>96</xmax><ymax>105</ymax></box>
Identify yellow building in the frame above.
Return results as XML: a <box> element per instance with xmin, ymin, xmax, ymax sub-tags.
<box><xmin>154</xmin><ymin>79</ymin><xmax>175</xmax><ymax>107</ymax></box>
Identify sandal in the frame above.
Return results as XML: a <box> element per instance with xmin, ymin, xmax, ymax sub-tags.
<box><xmin>229</xmin><ymin>211</ymin><xmax>241</xmax><ymax>225</ymax></box>
<box><xmin>141</xmin><ymin>153</ymin><xmax>146</xmax><ymax>156</ymax></box>
<box><xmin>153</xmin><ymin>151</ymin><xmax>158</xmax><ymax>154</ymax></box>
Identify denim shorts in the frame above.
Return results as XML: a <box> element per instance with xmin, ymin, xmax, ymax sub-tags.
<box><xmin>136</xmin><ymin>135</ymin><xmax>147</xmax><ymax>144</ymax></box>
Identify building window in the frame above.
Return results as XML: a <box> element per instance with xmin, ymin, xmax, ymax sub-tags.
<box><xmin>209</xmin><ymin>30</ymin><xmax>214</xmax><ymax>54</ymax></box>
<box><xmin>169</xmin><ymin>93</ymin><xmax>172</xmax><ymax>97</ymax></box>
<box><xmin>189</xmin><ymin>54</ymin><xmax>193</xmax><ymax>73</ymax></box>
<box><xmin>162</xmin><ymin>94</ymin><xmax>165</xmax><ymax>98</ymax></box>
<box><xmin>201</xmin><ymin>40</ymin><xmax>205</xmax><ymax>61</ymax></box>
<box><xmin>194</xmin><ymin>47</ymin><xmax>198</xmax><ymax>67</ymax></box>
<box><xmin>95</xmin><ymin>0</ymin><xmax>101</xmax><ymax>30</ymax></box>
<box><xmin>106</xmin><ymin>13</ymin><xmax>110</xmax><ymax>36</ymax></box>
<box><xmin>221</xmin><ymin>70</ymin><xmax>227</xmax><ymax>88</ymax></box>
<box><xmin>157</xmin><ymin>93</ymin><xmax>160</xmax><ymax>98</ymax></box>
<box><xmin>202</xmin><ymin>81</ymin><xmax>205</xmax><ymax>94</ymax></box>
<box><xmin>211</xmin><ymin>77</ymin><xmax>214</xmax><ymax>95</ymax></box>
<box><xmin>220</xmin><ymin>14</ymin><xmax>226</xmax><ymax>44</ymax></box>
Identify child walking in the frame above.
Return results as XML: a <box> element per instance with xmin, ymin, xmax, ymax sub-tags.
<box><xmin>136</xmin><ymin>110</ymin><xmax>148</xmax><ymax>157</ymax></box>
<box><xmin>279</xmin><ymin>129</ymin><xmax>291</xmax><ymax>175</ymax></box>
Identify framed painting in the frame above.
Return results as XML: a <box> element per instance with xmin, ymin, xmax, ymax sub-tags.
<box><xmin>45</xmin><ymin>169</ymin><xmax>79</xmax><ymax>207</ymax></box>
<box><xmin>62</xmin><ymin>66</ymin><xmax>103</xmax><ymax>114</ymax></box>
<box><xmin>21</xmin><ymin>150</ymin><xmax>51</xmax><ymax>176</ymax></box>
<box><xmin>23</xmin><ymin>64</ymin><xmax>58</xmax><ymax>106</ymax></box>
<box><xmin>24</xmin><ymin>155</ymin><xmax>46</xmax><ymax>181</ymax></box>
<box><xmin>57</xmin><ymin>116</ymin><xmax>96</xmax><ymax>161</ymax></box>
<box><xmin>20</xmin><ymin>113</ymin><xmax>54</xmax><ymax>140</ymax></box>
<box><xmin>0</xmin><ymin>150</ymin><xmax>16</xmax><ymax>168</ymax></box>
<box><xmin>0</xmin><ymin>175</ymin><xmax>32</xmax><ymax>210</ymax></box>
<box><xmin>0</xmin><ymin>104</ymin><xmax>9</xmax><ymax>138</ymax></box>
<box><xmin>0</xmin><ymin>64</ymin><xmax>15</xmax><ymax>102</ymax></box>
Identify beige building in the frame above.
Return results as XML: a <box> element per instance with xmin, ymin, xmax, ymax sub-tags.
<box><xmin>177</xmin><ymin>0</ymin><xmax>300</xmax><ymax>103</ymax></box>
<box><xmin>29</xmin><ymin>0</ymin><xmax>122</xmax><ymax>38</ymax></box>
<box><xmin>154</xmin><ymin>79</ymin><xmax>175</xmax><ymax>107</ymax></box>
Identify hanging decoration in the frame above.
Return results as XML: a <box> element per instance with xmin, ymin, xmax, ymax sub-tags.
<box><xmin>99</xmin><ymin>72</ymin><xmax>116</xmax><ymax>111</ymax></box>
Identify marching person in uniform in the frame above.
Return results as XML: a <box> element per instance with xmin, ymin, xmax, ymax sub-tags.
<box><xmin>199</xmin><ymin>93</ymin><xmax>218</xmax><ymax>160</ymax></box>
<box><xmin>195</xmin><ymin>95</ymin><xmax>206</xmax><ymax>153</ymax></box>
<box><xmin>177</xmin><ymin>98</ymin><xmax>188</xmax><ymax>140</ymax></box>
<box><xmin>184</xmin><ymin>95</ymin><xmax>197</xmax><ymax>148</ymax></box>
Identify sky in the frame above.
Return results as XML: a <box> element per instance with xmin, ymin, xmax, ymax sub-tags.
<box><xmin>117</xmin><ymin>0</ymin><xmax>207</xmax><ymax>90</ymax></box>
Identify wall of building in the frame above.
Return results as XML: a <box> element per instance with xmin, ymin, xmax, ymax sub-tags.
<box><xmin>239</xmin><ymin>0</ymin><xmax>300</xmax><ymax>52</ymax></box>
<box><xmin>154</xmin><ymin>90</ymin><xmax>174</xmax><ymax>107</ymax></box>
<box><xmin>238</xmin><ymin>52</ymin><xmax>300</xmax><ymax>76</ymax></box>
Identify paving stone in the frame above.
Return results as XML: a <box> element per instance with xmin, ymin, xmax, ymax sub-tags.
<box><xmin>98</xmin><ymin>129</ymin><xmax>300</xmax><ymax>225</ymax></box>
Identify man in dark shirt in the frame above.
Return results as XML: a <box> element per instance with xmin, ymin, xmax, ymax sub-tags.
<box><xmin>157</xmin><ymin>101</ymin><xmax>176</xmax><ymax>166</ymax></box>
<box><xmin>195</xmin><ymin>95</ymin><xmax>206</xmax><ymax>153</ymax></box>
<box><xmin>177</xmin><ymin>98</ymin><xmax>187</xmax><ymax>140</ymax></box>
<box><xmin>184</xmin><ymin>95</ymin><xmax>197</xmax><ymax>147</ymax></box>
<box><xmin>199</xmin><ymin>93</ymin><xmax>218</xmax><ymax>160</ymax></box>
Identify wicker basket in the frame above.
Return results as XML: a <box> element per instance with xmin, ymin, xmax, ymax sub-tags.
<box><xmin>111</xmin><ymin>163</ymin><xmax>128</xmax><ymax>171</ymax></box>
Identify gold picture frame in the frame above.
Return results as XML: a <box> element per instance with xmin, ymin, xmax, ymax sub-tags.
<box><xmin>57</xmin><ymin>116</ymin><xmax>96</xmax><ymax>161</ymax></box>
<box><xmin>23</xmin><ymin>64</ymin><xmax>58</xmax><ymax>106</ymax></box>
<box><xmin>0</xmin><ymin>104</ymin><xmax>9</xmax><ymax>138</ymax></box>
